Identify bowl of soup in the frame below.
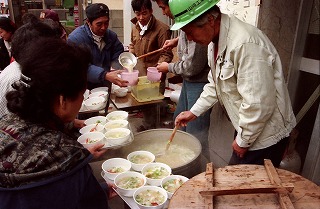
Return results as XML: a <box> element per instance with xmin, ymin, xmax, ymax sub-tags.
<box><xmin>105</xmin><ymin>128</ymin><xmax>131</xmax><ymax>146</ymax></box>
<box><xmin>84</xmin><ymin>116</ymin><xmax>107</xmax><ymax>126</ymax></box>
<box><xmin>127</xmin><ymin>151</ymin><xmax>155</xmax><ymax>172</ymax></box>
<box><xmin>106</xmin><ymin>110</ymin><xmax>129</xmax><ymax>121</ymax></box>
<box><xmin>133</xmin><ymin>185</ymin><xmax>168</xmax><ymax>209</ymax></box>
<box><xmin>141</xmin><ymin>162</ymin><xmax>171</xmax><ymax>186</ymax></box>
<box><xmin>114</xmin><ymin>171</ymin><xmax>146</xmax><ymax>197</ymax></box>
<box><xmin>77</xmin><ymin>132</ymin><xmax>105</xmax><ymax>149</ymax></box>
<box><xmin>79</xmin><ymin>123</ymin><xmax>105</xmax><ymax>135</ymax></box>
<box><xmin>101</xmin><ymin>158</ymin><xmax>131</xmax><ymax>180</ymax></box>
<box><xmin>104</xmin><ymin>120</ymin><xmax>129</xmax><ymax>131</ymax></box>
<box><xmin>84</xmin><ymin>96</ymin><xmax>106</xmax><ymax>111</ymax></box>
<box><xmin>161</xmin><ymin>175</ymin><xmax>189</xmax><ymax>199</ymax></box>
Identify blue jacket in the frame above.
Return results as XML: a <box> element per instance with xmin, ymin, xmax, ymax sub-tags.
<box><xmin>0</xmin><ymin>156</ymin><xmax>109</xmax><ymax>209</ymax></box>
<box><xmin>68</xmin><ymin>24</ymin><xmax>124</xmax><ymax>89</ymax></box>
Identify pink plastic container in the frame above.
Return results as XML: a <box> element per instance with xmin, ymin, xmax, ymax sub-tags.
<box><xmin>147</xmin><ymin>67</ymin><xmax>162</xmax><ymax>82</ymax></box>
<box><xmin>121</xmin><ymin>70</ymin><xmax>139</xmax><ymax>86</ymax></box>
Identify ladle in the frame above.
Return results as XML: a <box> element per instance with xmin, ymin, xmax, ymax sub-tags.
<box><xmin>118</xmin><ymin>48</ymin><xmax>163</xmax><ymax>71</ymax></box>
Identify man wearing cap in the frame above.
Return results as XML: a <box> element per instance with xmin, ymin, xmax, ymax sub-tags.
<box><xmin>68</xmin><ymin>3</ymin><xmax>127</xmax><ymax>90</ymax></box>
<box><xmin>171</xmin><ymin>0</ymin><xmax>296</xmax><ymax>167</ymax></box>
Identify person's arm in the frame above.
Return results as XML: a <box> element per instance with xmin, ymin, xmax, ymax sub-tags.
<box><xmin>175</xmin><ymin>71</ymin><xmax>218</xmax><ymax>125</ymax></box>
<box><xmin>190</xmin><ymin>71</ymin><xmax>218</xmax><ymax>116</ymax></box>
<box><xmin>162</xmin><ymin>37</ymin><xmax>179</xmax><ymax>50</ymax></box>
<box><xmin>168</xmin><ymin>40</ymin><xmax>209</xmax><ymax>77</ymax></box>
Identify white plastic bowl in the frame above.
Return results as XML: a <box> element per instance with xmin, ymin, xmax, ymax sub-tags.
<box><xmin>114</xmin><ymin>171</ymin><xmax>147</xmax><ymax>197</ymax></box>
<box><xmin>104</xmin><ymin>120</ymin><xmax>129</xmax><ymax>131</ymax></box>
<box><xmin>161</xmin><ymin>175</ymin><xmax>189</xmax><ymax>199</ymax></box>
<box><xmin>141</xmin><ymin>162</ymin><xmax>172</xmax><ymax>186</ymax></box>
<box><xmin>90</xmin><ymin>87</ymin><xmax>109</xmax><ymax>93</ymax></box>
<box><xmin>84</xmin><ymin>116</ymin><xmax>107</xmax><ymax>126</ymax></box>
<box><xmin>88</xmin><ymin>91</ymin><xmax>109</xmax><ymax>100</ymax></box>
<box><xmin>114</xmin><ymin>87</ymin><xmax>128</xmax><ymax>97</ymax></box>
<box><xmin>77</xmin><ymin>132</ymin><xmax>105</xmax><ymax>149</ymax></box>
<box><xmin>111</xmin><ymin>84</ymin><xmax>120</xmax><ymax>94</ymax></box>
<box><xmin>79</xmin><ymin>123</ymin><xmax>105</xmax><ymax>135</ymax></box>
<box><xmin>106</xmin><ymin>110</ymin><xmax>129</xmax><ymax>121</ymax></box>
<box><xmin>84</xmin><ymin>96</ymin><xmax>106</xmax><ymax>111</ymax></box>
<box><xmin>105</xmin><ymin>128</ymin><xmax>131</xmax><ymax>146</ymax></box>
<box><xmin>133</xmin><ymin>185</ymin><xmax>168</xmax><ymax>209</ymax></box>
<box><xmin>127</xmin><ymin>151</ymin><xmax>155</xmax><ymax>172</ymax></box>
<box><xmin>101</xmin><ymin>158</ymin><xmax>132</xmax><ymax>180</ymax></box>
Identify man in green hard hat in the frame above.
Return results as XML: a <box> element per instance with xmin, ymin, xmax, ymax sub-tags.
<box><xmin>171</xmin><ymin>0</ymin><xmax>296</xmax><ymax>167</ymax></box>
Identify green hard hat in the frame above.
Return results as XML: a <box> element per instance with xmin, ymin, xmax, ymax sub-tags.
<box><xmin>169</xmin><ymin>0</ymin><xmax>220</xmax><ymax>30</ymax></box>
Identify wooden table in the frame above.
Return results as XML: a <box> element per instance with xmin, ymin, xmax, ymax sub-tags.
<box><xmin>169</xmin><ymin>164</ymin><xmax>320</xmax><ymax>209</ymax></box>
<box><xmin>109</xmin><ymin>93</ymin><xmax>164</xmax><ymax>127</ymax></box>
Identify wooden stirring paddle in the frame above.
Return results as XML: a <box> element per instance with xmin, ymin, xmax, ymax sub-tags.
<box><xmin>165</xmin><ymin>125</ymin><xmax>178</xmax><ymax>151</ymax></box>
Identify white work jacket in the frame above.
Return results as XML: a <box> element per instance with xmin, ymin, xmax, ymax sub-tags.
<box><xmin>190</xmin><ymin>14</ymin><xmax>296</xmax><ymax>150</ymax></box>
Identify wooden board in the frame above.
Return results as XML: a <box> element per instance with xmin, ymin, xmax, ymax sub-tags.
<box><xmin>168</xmin><ymin>164</ymin><xmax>320</xmax><ymax>209</ymax></box>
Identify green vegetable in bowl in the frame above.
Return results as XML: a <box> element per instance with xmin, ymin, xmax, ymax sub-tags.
<box><xmin>144</xmin><ymin>166</ymin><xmax>169</xmax><ymax>179</ymax></box>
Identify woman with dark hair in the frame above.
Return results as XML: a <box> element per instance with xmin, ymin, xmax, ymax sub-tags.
<box><xmin>0</xmin><ymin>37</ymin><xmax>110</xmax><ymax>209</ymax></box>
<box><xmin>0</xmin><ymin>17</ymin><xmax>16</xmax><ymax>71</ymax></box>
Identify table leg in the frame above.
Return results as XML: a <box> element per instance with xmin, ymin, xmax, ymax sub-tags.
<box><xmin>155</xmin><ymin>103</ymin><xmax>161</xmax><ymax>128</ymax></box>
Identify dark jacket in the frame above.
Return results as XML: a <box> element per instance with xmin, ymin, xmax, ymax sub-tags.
<box><xmin>0</xmin><ymin>156</ymin><xmax>108</xmax><ymax>209</ymax></box>
<box><xmin>0</xmin><ymin>39</ymin><xmax>10</xmax><ymax>71</ymax></box>
<box><xmin>68</xmin><ymin>24</ymin><xmax>124</xmax><ymax>89</ymax></box>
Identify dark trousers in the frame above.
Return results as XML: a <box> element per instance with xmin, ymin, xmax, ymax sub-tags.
<box><xmin>228</xmin><ymin>137</ymin><xmax>289</xmax><ymax>167</ymax></box>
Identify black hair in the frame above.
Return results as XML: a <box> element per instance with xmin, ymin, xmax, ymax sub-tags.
<box><xmin>11</xmin><ymin>21</ymin><xmax>59</xmax><ymax>62</ymax></box>
<box><xmin>0</xmin><ymin>17</ymin><xmax>16</xmax><ymax>33</ymax></box>
<box><xmin>131</xmin><ymin>0</ymin><xmax>152</xmax><ymax>12</ymax></box>
<box><xmin>21</xmin><ymin>13</ymin><xmax>39</xmax><ymax>25</ymax></box>
<box><xmin>6</xmin><ymin>37</ymin><xmax>90</xmax><ymax>125</ymax></box>
<box><xmin>151</xmin><ymin>0</ymin><xmax>168</xmax><ymax>6</ymax></box>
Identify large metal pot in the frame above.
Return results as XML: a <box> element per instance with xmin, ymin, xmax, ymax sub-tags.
<box><xmin>118</xmin><ymin>129</ymin><xmax>202</xmax><ymax>178</ymax></box>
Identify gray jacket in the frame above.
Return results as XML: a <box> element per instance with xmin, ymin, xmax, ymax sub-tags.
<box><xmin>168</xmin><ymin>31</ymin><xmax>210</xmax><ymax>83</ymax></box>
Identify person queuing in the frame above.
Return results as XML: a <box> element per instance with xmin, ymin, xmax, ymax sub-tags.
<box><xmin>0</xmin><ymin>20</ymin><xmax>62</xmax><ymax>117</ymax></box>
<box><xmin>129</xmin><ymin>0</ymin><xmax>173</xmax><ymax>130</ymax></box>
<box><xmin>171</xmin><ymin>0</ymin><xmax>296</xmax><ymax>167</ymax></box>
<box><xmin>0</xmin><ymin>17</ymin><xmax>16</xmax><ymax>71</ymax></box>
<box><xmin>68</xmin><ymin>3</ymin><xmax>128</xmax><ymax>90</ymax></box>
<box><xmin>152</xmin><ymin>0</ymin><xmax>211</xmax><ymax>160</ymax></box>
<box><xmin>40</xmin><ymin>9</ymin><xmax>68</xmax><ymax>41</ymax></box>
<box><xmin>129</xmin><ymin>0</ymin><xmax>173</xmax><ymax>79</ymax></box>
<box><xmin>0</xmin><ymin>37</ymin><xmax>111</xmax><ymax>209</ymax></box>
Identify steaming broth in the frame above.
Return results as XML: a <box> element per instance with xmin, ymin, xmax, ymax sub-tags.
<box><xmin>124</xmin><ymin>142</ymin><xmax>196</xmax><ymax>168</ymax></box>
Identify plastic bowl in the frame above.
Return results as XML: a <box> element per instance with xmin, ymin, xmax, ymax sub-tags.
<box><xmin>79</xmin><ymin>123</ymin><xmax>105</xmax><ymax>135</ymax></box>
<box><xmin>161</xmin><ymin>175</ymin><xmax>189</xmax><ymax>199</ymax></box>
<box><xmin>114</xmin><ymin>171</ymin><xmax>147</xmax><ymax>197</ymax></box>
<box><xmin>121</xmin><ymin>70</ymin><xmax>139</xmax><ymax>86</ymax></box>
<box><xmin>105</xmin><ymin>127</ymin><xmax>131</xmax><ymax>146</ymax></box>
<box><xmin>106</xmin><ymin>110</ymin><xmax>129</xmax><ymax>121</ymax></box>
<box><xmin>77</xmin><ymin>132</ymin><xmax>105</xmax><ymax>149</ymax></box>
<box><xmin>114</xmin><ymin>87</ymin><xmax>128</xmax><ymax>97</ymax></box>
<box><xmin>147</xmin><ymin>67</ymin><xmax>162</xmax><ymax>82</ymax></box>
<box><xmin>83</xmin><ymin>96</ymin><xmax>106</xmax><ymax>111</ymax></box>
<box><xmin>141</xmin><ymin>162</ymin><xmax>172</xmax><ymax>186</ymax></box>
<box><xmin>101</xmin><ymin>158</ymin><xmax>132</xmax><ymax>180</ymax></box>
<box><xmin>88</xmin><ymin>91</ymin><xmax>109</xmax><ymax>100</ymax></box>
<box><xmin>133</xmin><ymin>185</ymin><xmax>168</xmax><ymax>209</ymax></box>
<box><xmin>127</xmin><ymin>151</ymin><xmax>155</xmax><ymax>172</ymax></box>
<box><xmin>84</xmin><ymin>116</ymin><xmax>107</xmax><ymax>126</ymax></box>
<box><xmin>104</xmin><ymin>120</ymin><xmax>129</xmax><ymax>131</ymax></box>
<box><xmin>90</xmin><ymin>87</ymin><xmax>109</xmax><ymax>93</ymax></box>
